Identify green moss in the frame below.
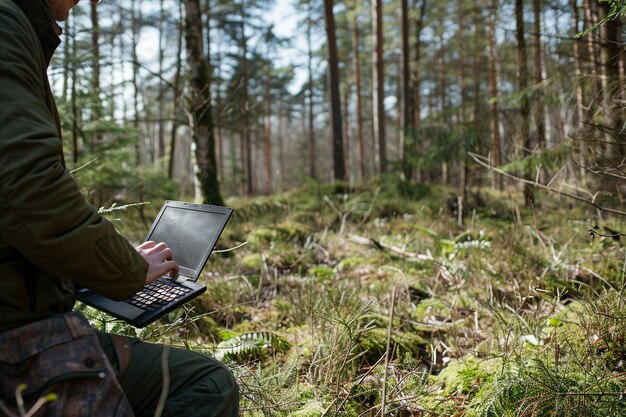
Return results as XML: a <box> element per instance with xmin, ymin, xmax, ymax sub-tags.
<box><xmin>308</xmin><ymin>265</ymin><xmax>334</xmax><ymax>282</ymax></box>
<box><xmin>358</xmin><ymin>327</ymin><xmax>427</xmax><ymax>362</ymax></box>
<box><xmin>241</xmin><ymin>253</ymin><xmax>263</xmax><ymax>270</ymax></box>
<box><xmin>336</xmin><ymin>256</ymin><xmax>366</xmax><ymax>271</ymax></box>
<box><xmin>290</xmin><ymin>400</ymin><xmax>325</xmax><ymax>417</ymax></box>
<box><xmin>246</xmin><ymin>227</ymin><xmax>280</xmax><ymax>248</ymax></box>
<box><xmin>413</xmin><ymin>298</ymin><xmax>451</xmax><ymax>322</ymax></box>
<box><xmin>436</xmin><ymin>357</ymin><xmax>501</xmax><ymax>396</ymax></box>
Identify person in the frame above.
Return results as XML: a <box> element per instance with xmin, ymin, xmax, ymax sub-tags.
<box><xmin>0</xmin><ymin>0</ymin><xmax>239</xmax><ymax>416</ymax></box>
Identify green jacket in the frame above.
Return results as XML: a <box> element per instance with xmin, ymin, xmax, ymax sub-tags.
<box><xmin>0</xmin><ymin>0</ymin><xmax>148</xmax><ymax>332</ymax></box>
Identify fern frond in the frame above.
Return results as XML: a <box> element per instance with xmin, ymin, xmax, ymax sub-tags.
<box><xmin>215</xmin><ymin>331</ymin><xmax>291</xmax><ymax>362</ymax></box>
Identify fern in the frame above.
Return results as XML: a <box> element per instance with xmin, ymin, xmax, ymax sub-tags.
<box><xmin>214</xmin><ymin>331</ymin><xmax>291</xmax><ymax>362</ymax></box>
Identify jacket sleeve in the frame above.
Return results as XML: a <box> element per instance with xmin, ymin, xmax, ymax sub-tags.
<box><xmin>0</xmin><ymin>4</ymin><xmax>147</xmax><ymax>300</ymax></box>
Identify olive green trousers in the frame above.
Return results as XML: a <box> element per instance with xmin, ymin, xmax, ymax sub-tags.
<box><xmin>96</xmin><ymin>332</ymin><xmax>239</xmax><ymax>417</ymax></box>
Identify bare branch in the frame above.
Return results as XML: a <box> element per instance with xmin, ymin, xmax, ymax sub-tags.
<box><xmin>468</xmin><ymin>152</ymin><xmax>626</xmax><ymax>217</ymax></box>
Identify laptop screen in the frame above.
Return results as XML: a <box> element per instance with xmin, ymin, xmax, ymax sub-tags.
<box><xmin>147</xmin><ymin>206</ymin><xmax>227</xmax><ymax>276</ymax></box>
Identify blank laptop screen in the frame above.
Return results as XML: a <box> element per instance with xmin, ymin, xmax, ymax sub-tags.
<box><xmin>147</xmin><ymin>206</ymin><xmax>225</xmax><ymax>272</ymax></box>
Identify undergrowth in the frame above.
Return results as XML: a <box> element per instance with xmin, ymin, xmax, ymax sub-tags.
<box><xmin>81</xmin><ymin>179</ymin><xmax>626</xmax><ymax>416</ymax></box>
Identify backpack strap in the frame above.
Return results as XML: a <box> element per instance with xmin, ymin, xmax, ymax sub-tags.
<box><xmin>110</xmin><ymin>334</ymin><xmax>132</xmax><ymax>380</ymax></box>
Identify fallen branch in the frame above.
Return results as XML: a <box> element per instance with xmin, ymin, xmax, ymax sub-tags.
<box><xmin>348</xmin><ymin>234</ymin><xmax>431</xmax><ymax>261</ymax></box>
<box><xmin>468</xmin><ymin>152</ymin><xmax>626</xmax><ymax>217</ymax></box>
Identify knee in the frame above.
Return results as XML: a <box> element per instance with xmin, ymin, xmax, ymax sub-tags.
<box><xmin>215</xmin><ymin>362</ymin><xmax>240</xmax><ymax>413</ymax></box>
<box><xmin>191</xmin><ymin>356</ymin><xmax>240</xmax><ymax>415</ymax></box>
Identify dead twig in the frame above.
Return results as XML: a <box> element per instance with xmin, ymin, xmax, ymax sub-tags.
<box><xmin>468</xmin><ymin>152</ymin><xmax>626</xmax><ymax>217</ymax></box>
<box><xmin>348</xmin><ymin>234</ymin><xmax>431</xmax><ymax>261</ymax></box>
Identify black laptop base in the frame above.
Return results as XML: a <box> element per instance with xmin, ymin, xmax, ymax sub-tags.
<box><xmin>77</xmin><ymin>279</ymin><xmax>207</xmax><ymax>328</ymax></box>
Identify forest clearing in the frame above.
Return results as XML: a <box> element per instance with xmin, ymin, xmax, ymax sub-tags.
<box><xmin>10</xmin><ymin>0</ymin><xmax>624</xmax><ymax>415</ymax></box>
<box><xmin>80</xmin><ymin>180</ymin><xmax>626</xmax><ymax>416</ymax></box>
<box><xmin>75</xmin><ymin>179</ymin><xmax>626</xmax><ymax>417</ymax></box>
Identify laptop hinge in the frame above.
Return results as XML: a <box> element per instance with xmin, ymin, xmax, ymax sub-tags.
<box><xmin>172</xmin><ymin>275</ymin><xmax>191</xmax><ymax>284</ymax></box>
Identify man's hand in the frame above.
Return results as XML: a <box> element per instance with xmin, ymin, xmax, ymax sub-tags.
<box><xmin>136</xmin><ymin>241</ymin><xmax>180</xmax><ymax>284</ymax></box>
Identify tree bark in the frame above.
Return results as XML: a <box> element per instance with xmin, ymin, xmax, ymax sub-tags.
<box><xmin>182</xmin><ymin>0</ymin><xmax>224</xmax><ymax>205</ymax></box>
<box><xmin>323</xmin><ymin>0</ymin><xmax>346</xmax><ymax>181</ymax></box>
<box><xmin>263</xmin><ymin>64</ymin><xmax>272</xmax><ymax>195</ymax></box>
<box><xmin>516</xmin><ymin>0</ymin><xmax>533</xmax><ymax>205</ymax></box>
<box><xmin>168</xmin><ymin>1</ymin><xmax>184</xmax><ymax>180</ymax></box>
<box><xmin>131</xmin><ymin>0</ymin><xmax>142</xmax><ymax>165</ymax></box>
<box><xmin>372</xmin><ymin>0</ymin><xmax>386</xmax><ymax>173</ymax></box>
<box><xmin>307</xmin><ymin>0</ymin><xmax>317</xmax><ymax>180</ymax></box>
<box><xmin>487</xmin><ymin>0</ymin><xmax>502</xmax><ymax>190</ymax></box>
<box><xmin>457</xmin><ymin>0</ymin><xmax>469</xmax><ymax>201</ymax></box>
<box><xmin>90</xmin><ymin>2</ymin><xmax>102</xmax><ymax>132</ymax></box>
<box><xmin>532</xmin><ymin>0</ymin><xmax>545</xmax><ymax>150</ymax></box>
<box><xmin>240</xmin><ymin>7</ymin><xmax>253</xmax><ymax>194</ymax></box>
<box><xmin>157</xmin><ymin>0</ymin><xmax>166</xmax><ymax>160</ymax></box>
<box><xmin>400</xmin><ymin>0</ymin><xmax>413</xmax><ymax>180</ymax></box>
<box><xmin>343</xmin><ymin>84</ymin><xmax>351</xmax><ymax>182</ymax></box>
<box><xmin>352</xmin><ymin>13</ymin><xmax>365</xmax><ymax>181</ymax></box>
<box><xmin>412</xmin><ymin>0</ymin><xmax>427</xmax><ymax>183</ymax></box>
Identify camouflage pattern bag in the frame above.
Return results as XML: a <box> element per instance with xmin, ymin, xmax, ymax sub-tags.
<box><xmin>0</xmin><ymin>312</ymin><xmax>134</xmax><ymax>417</ymax></box>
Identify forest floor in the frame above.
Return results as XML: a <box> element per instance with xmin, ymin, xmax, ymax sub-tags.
<box><xmin>81</xmin><ymin>177</ymin><xmax>626</xmax><ymax>417</ymax></box>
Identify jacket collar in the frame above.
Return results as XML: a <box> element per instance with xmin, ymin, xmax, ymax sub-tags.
<box><xmin>11</xmin><ymin>0</ymin><xmax>62</xmax><ymax>66</ymax></box>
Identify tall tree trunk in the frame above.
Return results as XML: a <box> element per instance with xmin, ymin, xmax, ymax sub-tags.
<box><xmin>239</xmin><ymin>8</ymin><xmax>253</xmax><ymax>194</ymax></box>
<box><xmin>487</xmin><ymin>0</ymin><xmax>502</xmax><ymax>190</ymax></box>
<box><xmin>168</xmin><ymin>1</ymin><xmax>184</xmax><ymax>180</ymax></box>
<box><xmin>438</xmin><ymin>33</ymin><xmax>448</xmax><ymax>185</ymax></box>
<box><xmin>90</xmin><ymin>1</ymin><xmax>102</xmax><ymax>139</ymax></box>
<box><xmin>343</xmin><ymin>84</ymin><xmax>351</xmax><ymax>182</ymax></box>
<box><xmin>277</xmin><ymin>100</ymin><xmax>285</xmax><ymax>191</ymax></box>
<box><xmin>400</xmin><ymin>0</ymin><xmax>413</xmax><ymax>180</ymax></box>
<box><xmin>157</xmin><ymin>0</ymin><xmax>166</xmax><ymax>160</ymax></box>
<box><xmin>457</xmin><ymin>0</ymin><xmax>469</xmax><ymax>202</ymax></box>
<box><xmin>323</xmin><ymin>0</ymin><xmax>346</xmax><ymax>181</ymax></box>
<box><xmin>263</xmin><ymin>66</ymin><xmax>272</xmax><ymax>195</ymax></box>
<box><xmin>62</xmin><ymin>11</ymin><xmax>71</xmax><ymax>104</ymax></box>
<box><xmin>307</xmin><ymin>0</ymin><xmax>317</xmax><ymax>180</ymax></box>
<box><xmin>352</xmin><ymin>13</ymin><xmax>365</xmax><ymax>181</ymax></box>
<box><xmin>583</xmin><ymin>0</ymin><xmax>600</xmax><ymax>110</ymax></box>
<box><xmin>516</xmin><ymin>0</ymin><xmax>533</xmax><ymax>205</ymax></box>
<box><xmin>215</xmin><ymin>35</ymin><xmax>225</xmax><ymax>181</ymax></box>
<box><xmin>182</xmin><ymin>0</ymin><xmax>223</xmax><ymax>205</ymax></box>
<box><xmin>598</xmin><ymin>2</ymin><xmax>624</xmax><ymax>157</ymax></box>
<box><xmin>532</xmin><ymin>0</ymin><xmax>545</xmax><ymax>150</ymax></box>
<box><xmin>70</xmin><ymin>9</ymin><xmax>79</xmax><ymax>164</ymax></box>
<box><xmin>131</xmin><ymin>0</ymin><xmax>142</xmax><ymax>165</ymax></box>
<box><xmin>571</xmin><ymin>0</ymin><xmax>586</xmax><ymax>178</ymax></box>
<box><xmin>412</xmin><ymin>0</ymin><xmax>427</xmax><ymax>183</ymax></box>
<box><xmin>372</xmin><ymin>0</ymin><xmax>386</xmax><ymax>173</ymax></box>
<box><xmin>471</xmin><ymin>0</ymin><xmax>485</xmax><ymax>193</ymax></box>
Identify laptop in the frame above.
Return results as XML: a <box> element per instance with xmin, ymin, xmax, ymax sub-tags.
<box><xmin>77</xmin><ymin>200</ymin><xmax>233</xmax><ymax>328</ymax></box>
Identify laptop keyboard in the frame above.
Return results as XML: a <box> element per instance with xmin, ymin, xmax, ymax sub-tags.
<box><xmin>129</xmin><ymin>279</ymin><xmax>192</xmax><ymax>311</ymax></box>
